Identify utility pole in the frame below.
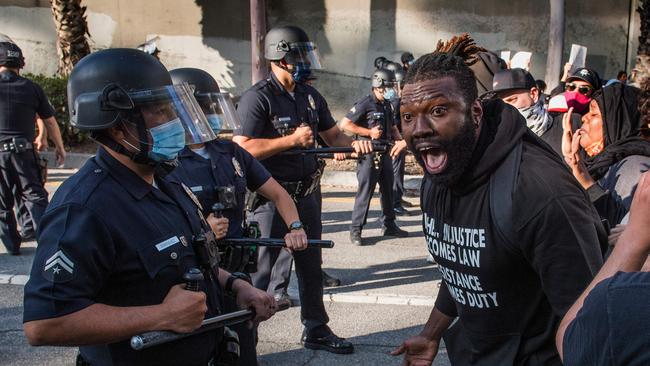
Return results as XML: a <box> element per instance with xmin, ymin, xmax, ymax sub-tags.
<box><xmin>545</xmin><ymin>0</ymin><xmax>565</xmax><ymax>90</ymax></box>
<box><xmin>250</xmin><ymin>0</ymin><xmax>267</xmax><ymax>84</ymax></box>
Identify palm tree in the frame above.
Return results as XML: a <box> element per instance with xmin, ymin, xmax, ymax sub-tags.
<box><xmin>636</xmin><ymin>0</ymin><xmax>650</xmax><ymax>133</ymax></box>
<box><xmin>50</xmin><ymin>0</ymin><xmax>91</xmax><ymax>76</ymax></box>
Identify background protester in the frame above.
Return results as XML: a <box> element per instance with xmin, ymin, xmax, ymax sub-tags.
<box><xmin>562</xmin><ymin>82</ymin><xmax>650</xmax><ymax>226</ymax></box>
<box><xmin>557</xmin><ymin>171</ymin><xmax>650</xmax><ymax>366</ymax></box>
<box><xmin>492</xmin><ymin>68</ymin><xmax>563</xmax><ymax>155</ymax></box>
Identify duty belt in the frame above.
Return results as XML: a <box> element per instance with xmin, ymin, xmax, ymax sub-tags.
<box><xmin>278</xmin><ymin>177</ymin><xmax>320</xmax><ymax>199</ymax></box>
<box><xmin>0</xmin><ymin>138</ymin><xmax>33</xmax><ymax>152</ymax></box>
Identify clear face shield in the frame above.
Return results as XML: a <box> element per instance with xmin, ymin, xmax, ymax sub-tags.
<box><xmin>127</xmin><ymin>83</ymin><xmax>216</xmax><ymax>161</ymax></box>
<box><xmin>284</xmin><ymin>42</ymin><xmax>322</xmax><ymax>70</ymax></box>
<box><xmin>194</xmin><ymin>92</ymin><xmax>241</xmax><ymax>135</ymax></box>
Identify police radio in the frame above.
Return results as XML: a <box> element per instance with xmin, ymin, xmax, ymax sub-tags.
<box><xmin>215</xmin><ymin>186</ymin><xmax>237</xmax><ymax>210</ymax></box>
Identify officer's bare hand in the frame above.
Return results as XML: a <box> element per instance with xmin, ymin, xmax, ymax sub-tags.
<box><xmin>391</xmin><ymin>335</ymin><xmax>440</xmax><ymax>366</ymax></box>
<box><xmin>206</xmin><ymin>214</ymin><xmax>229</xmax><ymax>239</ymax></box>
<box><xmin>333</xmin><ymin>152</ymin><xmax>348</xmax><ymax>161</ymax></box>
<box><xmin>55</xmin><ymin>147</ymin><xmax>66</xmax><ymax>167</ymax></box>
<box><xmin>292</xmin><ymin>125</ymin><xmax>314</xmax><ymax>148</ymax></box>
<box><xmin>235</xmin><ymin>284</ymin><xmax>277</xmax><ymax>324</ymax></box>
<box><xmin>34</xmin><ymin>135</ymin><xmax>48</xmax><ymax>152</ymax></box>
<box><xmin>369</xmin><ymin>126</ymin><xmax>383</xmax><ymax>140</ymax></box>
<box><xmin>351</xmin><ymin>140</ymin><xmax>373</xmax><ymax>155</ymax></box>
<box><xmin>390</xmin><ymin>140</ymin><xmax>407</xmax><ymax>159</ymax></box>
<box><xmin>158</xmin><ymin>284</ymin><xmax>207</xmax><ymax>333</ymax></box>
<box><xmin>284</xmin><ymin>228</ymin><xmax>308</xmax><ymax>252</ymax></box>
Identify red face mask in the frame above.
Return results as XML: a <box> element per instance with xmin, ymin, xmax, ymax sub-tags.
<box><xmin>564</xmin><ymin>91</ymin><xmax>591</xmax><ymax>114</ymax></box>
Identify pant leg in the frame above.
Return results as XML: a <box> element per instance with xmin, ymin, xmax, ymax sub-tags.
<box><xmin>14</xmin><ymin>184</ymin><xmax>33</xmax><ymax>235</ymax></box>
<box><xmin>13</xmin><ymin>151</ymin><xmax>48</xmax><ymax>232</ymax></box>
<box><xmin>223</xmin><ymin>296</ymin><xmax>258</xmax><ymax>366</ymax></box>
<box><xmin>392</xmin><ymin>150</ymin><xmax>406</xmax><ymax>208</ymax></box>
<box><xmin>350</xmin><ymin>154</ymin><xmax>379</xmax><ymax>230</ymax></box>
<box><xmin>379</xmin><ymin>154</ymin><xmax>396</xmax><ymax>226</ymax></box>
<box><xmin>292</xmin><ymin>192</ymin><xmax>328</xmax><ymax>333</ymax></box>
<box><xmin>0</xmin><ymin>152</ymin><xmax>20</xmax><ymax>252</ymax></box>
<box><xmin>250</xmin><ymin>201</ymin><xmax>292</xmax><ymax>295</ymax></box>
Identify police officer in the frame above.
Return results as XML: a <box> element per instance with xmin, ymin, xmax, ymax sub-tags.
<box><xmin>340</xmin><ymin>69</ymin><xmax>409</xmax><ymax>245</ymax></box>
<box><xmin>22</xmin><ymin>49</ymin><xmax>276</xmax><ymax>366</ymax></box>
<box><xmin>0</xmin><ymin>40</ymin><xmax>65</xmax><ymax>255</ymax></box>
<box><xmin>400</xmin><ymin>51</ymin><xmax>414</xmax><ymax>72</ymax></box>
<box><xmin>168</xmin><ymin>67</ymin><xmax>308</xmax><ymax>366</ymax></box>
<box><xmin>390</xmin><ymin>69</ymin><xmax>411</xmax><ymax>216</ymax></box>
<box><xmin>233</xmin><ymin>25</ymin><xmax>372</xmax><ymax>354</ymax></box>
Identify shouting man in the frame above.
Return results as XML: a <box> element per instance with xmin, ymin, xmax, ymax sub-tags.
<box><xmin>391</xmin><ymin>36</ymin><xmax>605</xmax><ymax>365</ymax></box>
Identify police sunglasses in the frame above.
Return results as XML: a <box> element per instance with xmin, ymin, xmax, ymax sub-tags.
<box><xmin>566</xmin><ymin>83</ymin><xmax>593</xmax><ymax>96</ymax></box>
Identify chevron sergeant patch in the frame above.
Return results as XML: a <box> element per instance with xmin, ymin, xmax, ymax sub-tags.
<box><xmin>43</xmin><ymin>250</ymin><xmax>75</xmax><ymax>283</ymax></box>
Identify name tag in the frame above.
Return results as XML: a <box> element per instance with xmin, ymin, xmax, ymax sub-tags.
<box><xmin>278</xmin><ymin>117</ymin><xmax>291</xmax><ymax>123</ymax></box>
<box><xmin>190</xmin><ymin>186</ymin><xmax>203</xmax><ymax>192</ymax></box>
<box><xmin>155</xmin><ymin>236</ymin><xmax>180</xmax><ymax>251</ymax></box>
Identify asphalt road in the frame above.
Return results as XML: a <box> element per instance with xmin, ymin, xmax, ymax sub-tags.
<box><xmin>0</xmin><ymin>168</ymin><xmax>450</xmax><ymax>366</ymax></box>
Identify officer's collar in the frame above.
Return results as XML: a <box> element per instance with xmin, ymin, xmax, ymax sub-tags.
<box><xmin>269</xmin><ymin>72</ymin><xmax>306</xmax><ymax>96</ymax></box>
<box><xmin>178</xmin><ymin>140</ymin><xmax>227</xmax><ymax>160</ymax></box>
<box><xmin>95</xmin><ymin>146</ymin><xmax>155</xmax><ymax>200</ymax></box>
<box><xmin>0</xmin><ymin>69</ymin><xmax>18</xmax><ymax>82</ymax></box>
<box><xmin>371</xmin><ymin>91</ymin><xmax>386</xmax><ymax>105</ymax></box>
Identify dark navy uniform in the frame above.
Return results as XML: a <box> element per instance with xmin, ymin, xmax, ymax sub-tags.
<box><xmin>235</xmin><ymin>73</ymin><xmax>335</xmax><ymax>335</ymax></box>
<box><xmin>168</xmin><ymin>140</ymin><xmax>271</xmax><ymax>366</ymax></box>
<box><xmin>0</xmin><ymin>70</ymin><xmax>51</xmax><ymax>253</ymax></box>
<box><xmin>23</xmin><ymin>147</ymin><xmax>223</xmax><ymax>366</ymax></box>
<box><xmin>345</xmin><ymin>93</ymin><xmax>396</xmax><ymax>232</ymax></box>
<box><xmin>390</xmin><ymin>97</ymin><xmax>406</xmax><ymax>210</ymax></box>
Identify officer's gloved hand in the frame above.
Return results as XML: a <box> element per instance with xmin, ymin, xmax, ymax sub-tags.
<box><xmin>206</xmin><ymin>213</ymin><xmax>229</xmax><ymax>239</ymax></box>
<box><xmin>291</xmin><ymin>125</ymin><xmax>314</xmax><ymax>148</ymax></box>
<box><xmin>351</xmin><ymin>140</ymin><xmax>373</xmax><ymax>155</ymax></box>
<box><xmin>284</xmin><ymin>228</ymin><xmax>308</xmax><ymax>252</ymax></box>
<box><xmin>158</xmin><ymin>284</ymin><xmax>208</xmax><ymax>333</ymax></box>
<box><xmin>369</xmin><ymin>126</ymin><xmax>383</xmax><ymax>140</ymax></box>
<box><xmin>234</xmin><ymin>282</ymin><xmax>277</xmax><ymax>326</ymax></box>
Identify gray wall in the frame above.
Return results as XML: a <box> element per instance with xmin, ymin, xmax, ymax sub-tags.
<box><xmin>0</xmin><ymin>0</ymin><xmax>635</xmax><ymax>118</ymax></box>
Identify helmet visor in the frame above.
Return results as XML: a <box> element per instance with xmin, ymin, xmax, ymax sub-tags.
<box><xmin>285</xmin><ymin>42</ymin><xmax>322</xmax><ymax>69</ymax></box>
<box><xmin>129</xmin><ymin>83</ymin><xmax>216</xmax><ymax>145</ymax></box>
<box><xmin>196</xmin><ymin>92</ymin><xmax>242</xmax><ymax>133</ymax></box>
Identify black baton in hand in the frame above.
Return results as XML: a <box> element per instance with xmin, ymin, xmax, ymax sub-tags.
<box><xmin>130</xmin><ymin>301</ymin><xmax>291</xmax><ymax>351</ymax></box>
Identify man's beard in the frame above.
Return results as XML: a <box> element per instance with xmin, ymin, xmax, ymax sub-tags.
<box><xmin>419</xmin><ymin>114</ymin><xmax>477</xmax><ymax>187</ymax></box>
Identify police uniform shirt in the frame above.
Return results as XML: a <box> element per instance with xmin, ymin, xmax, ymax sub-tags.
<box><xmin>344</xmin><ymin>93</ymin><xmax>395</xmax><ymax>141</ymax></box>
<box><xmin>168</xmin><ymin>140</ymin><xmax>271</xmax><ymax>238</ymax></box>
<box><xmin>23</xmin><ymin>147</ymin><xmax>222</xmax><ymax>366</ymax></box>
<box><xmin>236</xmin><ymin>73</ymin><xmax>336</xmax><ymax>182</ymax></box>
<box><xmin>0</xmin><ymin>70</ymin><xmax>54</xmax><ymax>141</ymax></box>
<box><xmin>420</xmin><ymin>100</ymin><xmax>603</xmax><ymax>365</ymax></box>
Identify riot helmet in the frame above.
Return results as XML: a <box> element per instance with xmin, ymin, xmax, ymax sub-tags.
<box><xmin>385</xmin><ymin>62</ymin><xmax>401</xmax><ymax>73</ymax></box>
<box><xmin>170</xmin><ymin>67</ymin><xmax>241</xmax><ymax>136</ymax></box>
<box><xmin>67</xmin><ymin>48</ymin><xmax>215</xmax><ymax>168</ymax></box>
<box><xmin>372</xmin><ymin>69</ymin><xmax>398</xmax><ymax>100</ymax></box>
<box><xmin>264</xmin><ymin>25</ymin><xmax>322</xmax><ymax>82</ymax></box>
<box><xmin>0</xmin><ymin>40</ymin><xmax>25</xmax><ymax>69</ymax></box>
<box><xmin>374</xmin><ymin>56</ymin><xmax>388</xmax><ymax>69</ymax></box>
<box><xmin>401</xmin><ymin>52</ymin><xmax>414</xmax><ymax>66</ymax></box>
<box><xmin>394</xmin><ymin>69</ymin><xmax>406</xmax><ymax>90</ymax></box>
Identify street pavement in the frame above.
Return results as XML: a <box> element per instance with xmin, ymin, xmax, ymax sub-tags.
<box><xmin>0</xmin><ymin>168</ymin><xmax>450</xmax><ymax>366</ymax></box>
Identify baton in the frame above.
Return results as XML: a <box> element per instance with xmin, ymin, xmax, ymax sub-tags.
<box><xmin>219</xmin><ymin>238</ymin><xmax>334</xmax><ymax>249</ymax></box>
<box><xmin>131</xmin><ymin>301</ymin><xmax>291</xmax><ymax>350</ymax></box>
<box><xmin>279</xmin><ymin>144</ymin><xmax>388</xmax><ymax>156</ymax></box>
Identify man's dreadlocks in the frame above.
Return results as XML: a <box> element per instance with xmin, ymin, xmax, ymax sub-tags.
<box><xmin>404</xmin><ymin>33</ymin><xmax>485</xmax><ymax>107</ymax></box>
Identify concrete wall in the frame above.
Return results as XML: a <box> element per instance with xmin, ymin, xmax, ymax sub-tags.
<box><xmin>0</xmin><ymin>0</ymin><xmax>635</xmax><ymax>118</ymax></box>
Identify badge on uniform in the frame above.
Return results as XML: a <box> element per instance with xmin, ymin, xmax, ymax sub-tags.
<box><xmin>43</xmin><ymin>250</ymin><xmax>75</xmax><ymax>283</ymax></box>
<box><xmin>308</xmin><ymin>94</ymin><xmax>316</xmax><ymax>110</ymax></box>
<box><xmin>350</xmin><ymin>106</ymin><xmax>356</xmax><ymax>114</ymax></box>
<box><xmin>232</xmin><ymin>157</ymin><xmax>243</xmax><ymax>177</ymax></box>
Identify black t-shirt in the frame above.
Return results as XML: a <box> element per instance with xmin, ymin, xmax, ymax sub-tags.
<box><xmin>422</xmin><ymin>100</ymin><xmax>603</xmax><ymax>365</ymax></box>
<box><xmin>344</xmin><ymin>93</ymin><xmax>395</xmax><ymax>140</ymax></box>
<box><xmin>235</xmin><ymin>74</ymin><xmax>336</xmax><ymax>181</ymax></box>
<box><xmin>0</xmin><ymin>70</ymin><xmax>54</xmax><ymax>141</ymax></box>
<box><xmin>563</xmin><ymin>271</ymin><xmax>650</xmax><ymax>366</ymax></box>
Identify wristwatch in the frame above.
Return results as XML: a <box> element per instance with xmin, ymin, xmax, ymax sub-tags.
<box><xmin>288</xmin><ymin>220</ymin><xmax>304</xmax><ymax>231</ymax></box>
<box><xmin>225</xmin><ymin>272</ymin><xmax>252</xmax><ymax>297</ymax></box>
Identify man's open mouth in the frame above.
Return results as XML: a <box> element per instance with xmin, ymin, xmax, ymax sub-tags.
<box><xmin>417</xmin><ymin>144</ymin><xmax>448</xmax><ymax>174</ymax></box>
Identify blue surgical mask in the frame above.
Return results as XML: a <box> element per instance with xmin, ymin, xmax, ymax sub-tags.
<box><xmin>147</xmin><ymin>118</ymin><xmax>186</xmax><ymax>162</ymax></box>
<box><xmin>292</xmin><ymin>63</ymin><xmax>312</xmax><ymax>82</ymax></box>
<box><xmin>206</xmin><ymin>114</ymin><xmax>223</xmax><ymax>134</ymax></box>
<box><xmin>383</xmin><ymin>88</ymin><xmax>397</xmax><ymax>100</ymax></box>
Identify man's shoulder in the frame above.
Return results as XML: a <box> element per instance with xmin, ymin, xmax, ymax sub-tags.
<box><xmin>47</xmin><ymin>158</ymin><xmax>112</xmax><ymax>212</ymax></box>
